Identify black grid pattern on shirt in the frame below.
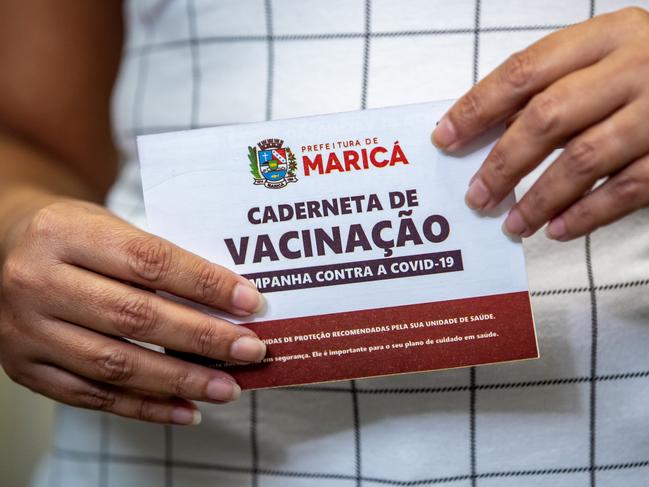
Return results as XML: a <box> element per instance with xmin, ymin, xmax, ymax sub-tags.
<box><xmin>469</xmin><ymin>2</ymin><xmax>481</xmax><ymax>485</ymax></box>
<box><xmin>52</xmin><ymin>1</ymin><xmax>649</xmax><ymax>486</ymax></box>
<box><xmin>126</xmin><ymin>24</ymin><xmax>574</xmax><ymax>56</ymax></box>
<box><xmin>53</xmin><ymin>446</ymin><xmax>649</xmax><ymax>486</ymax></box>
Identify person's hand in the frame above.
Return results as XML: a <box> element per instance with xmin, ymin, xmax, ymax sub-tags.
<box><xmin>432</xmin><ymin>7</ymin><xmax>649</xmax><ymax>240</ymax></box>
<box><xmin>0</xmin><ymin>199</ymin><xmax>266</xmax><ymax>425</ymax></box>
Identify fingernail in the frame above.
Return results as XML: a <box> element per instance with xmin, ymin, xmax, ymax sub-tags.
<box><xmin>230</xmin><ymin>335</ymin><xmax>266</xmax><ymax>363</ymax></box>
<box><xmin>171</xmin><ymin>407</ymin><xmax>202</xmax><ymax>426</ymax></box>
<box><xmin>465</xmin><ymin>178</ymin><xmax>491</xmax><ymax>210</ymax></box>
<box><xmin>432</xmin><ymin>115</ymin><xmax>457</xmax><ymax>150</ymax></box>
<box><xmin>231</xmin><ymin>281</ymin><xmax>264</xmax><ymax>315</ymax></box>
<box><xmin>546</xmin><ymin>217</ymin><xmax>567</xmax><ymax>240</ymax></box>
<box><xmin>503</xmin><ymin>208</ymin><xmax>529</xmax><ymax>237</ymax></box>
<box><xmin>206</xmin><ymin>378</ymin><xmax>242</xmax><ymax>402</ymax></box>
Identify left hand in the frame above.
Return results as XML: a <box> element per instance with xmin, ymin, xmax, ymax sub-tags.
<box><xmin>432</xmin><ymin>7</ymin><xmax>649</xmax><ymax>241</ymax></box>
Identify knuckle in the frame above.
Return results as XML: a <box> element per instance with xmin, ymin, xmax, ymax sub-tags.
<box><xmin>453</xmin><ymin>91</ymin><xmax>485</xmax><ymax>130</ymax></box>
<box><xmin>619</xmin><ymin>6</ymin><xmax>649</xmax><ymax>24</ymax></box>
<box><xmin>608</xmin><ymin>175</ymin><xmax>645</xmax><ymax>205</ymax></box>
<box><xmin>484</xmin><ymin>147</ymin><xmax>512</xmax><ymax>181</ymax></box>
<box><xmin>501</xmin><ymin>49</ymin><xmax>536</xmax><ymax>89</ymax></box>
<box><xmin>81</xmin><ymin>386</ymin><xmax>117</xmax><ymax>411</ymax></box>
<box><xmin>27</xmin><ymin>206</ymin><xmax>64</xmax><ymax>241</ymax></box>
<box><xmin>522</xmin><ymin>187</ymin><xmax>549</xmax><ymax>219</ymax></box>
<box><xmin>133</xmin><ymin>399</ymin><xmax>158</xmax><ymax>422</ymax></box>
<box><xmin>95</xmin><ymin>348</ymin><xmax>135</xmax><ymax>384</ymax></box>
<box><xmin>123</xmin><ymin>236</ymin><xmax>173</xmax><ymax>283</ymax></box>
<box><xmin>570</xmin><ymin>199</ymin><xmax>595</xmax><ymax>223</ymax></box>
<box><xmin>191</xmin><ymin>322</ymin><xmax>223</xmax><ymax>357</ymax></box>
<box><xmin>609</xmin><ymin>7</ymin><xmax>649</xmax><ymax>43</ymax></box>
<box><xmin>113</xmin><ymin>294</ymin><xmax>159</xmax><ymax>340</ymax></box>
<box><xmin>1</xmin><ymin>255</ymin><xmax>38</xmax><ymax>292</ymax></box>
<box><xmin>563</xmin><ymin>140</ymin><xmax>600</xmax><ymax>179</ymax></box>
<box><xmin>170</xmin><ymin>368</ymin><xmax>196</xmax><ymax>398</ymax></box>
<box><xmin>525</xmin><ymin>92</ymin><xmax>561</xmax><ymax>136</ymax></box>
<box><xmin>194</xmin><ymin>263</ymin><xmax>228</xmax><ymax>304</ymax></box>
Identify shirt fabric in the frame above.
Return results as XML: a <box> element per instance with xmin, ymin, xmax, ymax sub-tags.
<box><xmin>33</xmin><ymin>1</ymin><xmax>649</xmax><ymax>486</ymax></box>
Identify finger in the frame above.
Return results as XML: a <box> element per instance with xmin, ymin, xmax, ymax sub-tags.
<box><xmin>504</xmin><ymin>99</ymin><xmax>649</xmax><ymax>236</ymax></box>
<box><xmin>545</xmin><ymin>153</ymin><xmax>649</xmax><ymax>240</ymax></box>
<box><xmin>431</xmin><ymin>10</ymin><xmax>629</xmax><ymax>151</ymax></box>
<box><xmin>19</xmin><ymin>363</ymin><xmax>202</xmax><ymax>425</ymax></box>
<box><xmin>45</xmin><ymin>264</ymin><xmax>266</xmax><ymax>363</ymax></box>
<box><xmin>504</xmin><ymin>110</ymin><xmax>522</xmax><ymax>130</ymax></box>
<box><xmin>465</xmin><ymin>51</ymin><xmax>633</xmax><ymax>211</ymax></box>
<box><xmin>47</xmin><ymin>210</ymin><xmax>263</xmax><ymax>316</ymax></box>
<box><xmin>34</xmin><ymin>319</ymin><xmax>243</xmax><ymax>403</ymax></box>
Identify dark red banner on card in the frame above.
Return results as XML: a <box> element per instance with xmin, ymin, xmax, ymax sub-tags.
<box><xmin>169</xmin><ymin>291</ymin><xmax>537</xmax><ymax>389</ymax></box>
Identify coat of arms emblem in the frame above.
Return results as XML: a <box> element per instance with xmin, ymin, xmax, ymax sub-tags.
<box><xmin>247</xmin><ymin>138</ymin><xmax>298</xmax><ymax>189</ymax></box>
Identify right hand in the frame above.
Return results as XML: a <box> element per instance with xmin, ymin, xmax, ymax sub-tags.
<box><xmin>0</xmin><ymin>199</ymin><xmax>266</xmax><ymax>425</ymax></box>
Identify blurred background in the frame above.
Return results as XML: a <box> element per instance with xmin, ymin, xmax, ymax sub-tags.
<box><xmin>0</xmin><ymin>370</ymin><xmax>55</xmax><ymax>487</ymax></box>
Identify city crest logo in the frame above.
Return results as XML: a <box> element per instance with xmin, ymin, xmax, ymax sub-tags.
<box><xmin>247</xmin><ymin>138</ymin><xmax>298</xmax><ymax>189</ymax></box>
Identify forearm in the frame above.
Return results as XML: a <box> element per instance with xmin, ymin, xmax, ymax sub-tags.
<box><xmin>0</xmin><ymin>131</ymin><xmax>113</xmax><ymax>257</ymax></box>
<box><xmin>0</xmin><ymin>0</ymin><xmax>124</xmax><ymax>255</ymax></box>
